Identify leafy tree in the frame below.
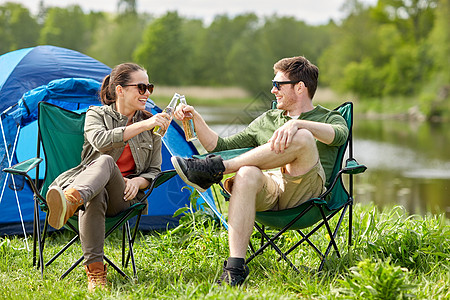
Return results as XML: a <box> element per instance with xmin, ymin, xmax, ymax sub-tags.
<box><xmin>0</xmin><ymin>3</ymin><xmax>39</xmax><ymax>54</ymax></box>
<box><xmin>371</xmin><ymin>0</ymin><xmax>437</xmax><ymax>43</ymax></box>
<box><xmin>420</xmin><ymin>0</ymin><xmax>450</xmax><ymax>118</ymax></box>
<box><xmin>134</xmin><ymin>12</ymin><xmax>191</xmax><ymax>85</ymax></box>
<box><xmin>87</xmin><ymin>13</ymin><xmax>148</xmax><ymax>67</ymax></box>
<box><xmin>194</xmin><ymin>14</ymin><xmax>259</xmax><ymax>85</ymax></box>
<box><xmin>319</xmin><ymin>0</ymin><xmax>440</xmax><ymax>100</ymax></box>
<box><xmin>226</xmin><ymin>26</ymin><xmax>268</xmax><ymax>93</ymax></box>
<box><xmin>318</xmin><ymin>4</ymin><xmax>379</xmax><ymax>95</ymax></box>
<box><xmin>177</xmin><ymin>18</ymin><xmax>205</xmax><ymax>85</ymax></box>
<box><xmin>39</xmin><ymin>5</ymin><xmax>89</xmax><ymax>52</ymax></box>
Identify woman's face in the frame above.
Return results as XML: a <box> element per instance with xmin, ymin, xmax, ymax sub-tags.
<box><xmin>121</xmin><ymin>70</ymin><xmax>151</xmax><ymax>112</ymax></box>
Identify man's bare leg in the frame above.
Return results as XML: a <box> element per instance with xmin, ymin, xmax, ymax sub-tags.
<box><xmin>227</xmin><ymin>166</ymin><xmax>265</xmax><ymax>258</ymax></box>
<box><xmin>226</xmin><ymin>129</ymin><xmax>319</xmax><ymax>258</ymax></box>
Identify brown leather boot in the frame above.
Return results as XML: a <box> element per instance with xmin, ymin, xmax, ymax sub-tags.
<box><xmin>46</xmin><ymin>186</ymin><xmax>83</xmax><ymax>229</ymax></box>
<box><xmin>85</xmin><ymin>262</ymin><xmax>108</xmax><ymax>292</ymax></box>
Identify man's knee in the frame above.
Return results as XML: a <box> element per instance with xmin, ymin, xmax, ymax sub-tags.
<box><xmin>234</xmin><ymin>166</ymin><xmax>264</xmax><ymax>190</ymax></box>
<box><xmin>291</xmin><ymin>129</ymin><xmax>316</xmax><ymax>150</ymax></box>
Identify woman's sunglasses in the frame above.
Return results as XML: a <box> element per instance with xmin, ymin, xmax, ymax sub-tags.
<box><xmin>122</xmin><ymin>83</ymin><xmax>154</xmax><ymax>95</ymax></box>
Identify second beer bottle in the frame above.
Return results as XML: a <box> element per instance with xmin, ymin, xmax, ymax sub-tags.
<box><xmin>179</xmin><ymin>95</ymin><xmax>197</xmax><ymax>141</ymax></box>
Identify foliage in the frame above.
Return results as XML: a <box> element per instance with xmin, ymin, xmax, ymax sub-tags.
<box><xmin>0</xmin><ymin>2</ymin><xmax>39</xmax><ymax>53</ymax></box>
<box><xmin>87</xmin><ymin>12</ymin><xmax>148</xmax><ymax>67</ymax></box>
<box><xmin>39</xmin><ymin>5</ymin><xmax>91</xmax><ymax>52</ymax></box>
<box><xmin>337</xmin><ymin>259</ymin><xmax>415</xmax><ymax>299</ymax></box>
<box><xmin>134</xmin><ymin>11</ymin><xmax>192</xmax><ymax>85</ymax></box>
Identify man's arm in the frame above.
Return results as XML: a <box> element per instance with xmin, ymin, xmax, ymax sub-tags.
<box><xmin>295</xmin><ymin>119</ymin><xmax>336</xmax><ymax>144</ymax></box>
<box><xmin>269</xmin><ymin>119</ymin><xmax>336</xmax><ymax>154</ymax></box>
<box><xmin>191</xmin><ymin>110</ymin><xmax>220</xmax><ymax>151</ymax></box>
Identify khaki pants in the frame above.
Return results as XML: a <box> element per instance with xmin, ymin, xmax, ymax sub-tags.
<box><xmin>224</xmin><ymin>160</ymin><xmax>326</xmax><ymax>212</ymax></box>
<box><xmin>62</xmin><ymin>155</ymin><xmax>132</xmax><ymax>265</ymax></box>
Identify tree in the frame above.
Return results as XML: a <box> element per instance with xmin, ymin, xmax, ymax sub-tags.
<box><xmin>0</xmin><ymin>3</ymin><xmax>39</xmax><ymax>54</ymax></box>
<box><xmin>194</xmin><ymin>14</ymin><xmax>259</xmax><ymax>85</ymax></box>
<box><xmin>39</xmin><ymin>5</ymin><xmax>89</xmax><ymax>52</ymax></box>
<box><xmin>371</xmin><ymin>0</ymin><xmax>437</xmax><ymax>43</ymax></box>
<box><xmin>420</xmin><ymin>0</ymin><xmax>450</xmax><ymax>118</ymax></box>
<box><xmin>134</xmin><ymin>12</ymin><xmax>191</xmax><ymax>85</ymax></box>
<box><xmin>87</xmin><ymin>12</ymin><xmax>148</xmax><ymax>67</ymax></box>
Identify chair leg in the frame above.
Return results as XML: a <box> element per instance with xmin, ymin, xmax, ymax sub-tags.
<box><xmin>45</xmin><ymin>234</ymin><xmax>80</xmax><ymax>267</ymax></box>
<box><xmin>124</xmin><ymin>221</ymin><xmax>137</xmax><ymax>279</ymax></box>
<box><xmin>260</xmin><ymin>225</ymin><xmax>265</xmax><ymax>248</ymax></box>
<box><xmin>40</xmin><ymin>217</ymin><xmax>49</xmax><ymax>264</ymax></box>
<box><xmin>34</xmin><ymin>201</ymin><xmax>44</xmax><ymax>278</ymax></box>
<box><xmin>246</xmin><ymin>223</ymin><xmax>301</xmax><ymax>273</ymax></box>
<box><xmin>104</xmin><ymin>255</ymin><xmax>130</xmax><ymax>280</ymax></box>
<box><xmin>122</xmin><ymin>224</ymin><xmax>126</xmax><ymax>267</ymax></box>
<box><xmin>348</xmin><ymin>199</ymin><xmax>353</xmax><ymax>247</ymax></box>
<box><xmin>60</xmin><ymin>256</ymin><xmax>84</xmax><ymax>280</ymax></box>
<box><xmin>32</xmin><ymin>201</ymin><xmax>37</xmax><ymax>268</ymax></box>
<box><xmin>317</xmin><ymin>205</ymin><xmax>348</xmax><ymax>271</ymax></box>
<box><xmin>125</xmin><ymin>213</ymin><xmax>142</xmax><ymax>269</ymax></box>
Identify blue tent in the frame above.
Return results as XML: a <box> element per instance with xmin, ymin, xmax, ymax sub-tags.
<box><xmin>0</xmin><ymin>46</ymin><xmax>225</xmax><ymax>236</ymax></box>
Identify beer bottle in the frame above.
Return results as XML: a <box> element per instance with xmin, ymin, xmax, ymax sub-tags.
<box><xmin>179</xmin><ymin>95</ymin><xmax>197</xmax><ymax>141</ymax></box>
<box><xmin>153</xmin><ymin>93</ymin><xmax>179</xmax><ymax>137</ymax></box>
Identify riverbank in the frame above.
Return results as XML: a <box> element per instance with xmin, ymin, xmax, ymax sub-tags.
<box><xmin>1</xmin><ymin>203</ymin><xmax>448</xmax><ymax>299</ymax></box>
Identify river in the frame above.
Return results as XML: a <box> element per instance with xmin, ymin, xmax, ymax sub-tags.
<box><xmin>194</xmin><ymin>105</ymin><xmax>450</xmax><ymax>217</ymax></box>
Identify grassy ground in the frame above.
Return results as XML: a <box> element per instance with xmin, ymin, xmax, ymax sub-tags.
<box><xmin>1</xmin><ymin>200</ymin><xmax>449</xmax><ymax>299</ymax></box>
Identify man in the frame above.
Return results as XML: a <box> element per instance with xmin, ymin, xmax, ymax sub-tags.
<box><xmin>171</xmin><ymin>56</ymin><xmax>349</xmax><ymax>286</ymax></box>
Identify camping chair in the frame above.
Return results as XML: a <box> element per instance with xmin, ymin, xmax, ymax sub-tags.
<box><xmin>205</xmin><ymin>101</ymin><xmax>366</xmax><ymax>272</ymax></box>
<box><xmin>2</xmin><ymin>102</ymin><xmax>177</xmax><ymax>280</ymax></box>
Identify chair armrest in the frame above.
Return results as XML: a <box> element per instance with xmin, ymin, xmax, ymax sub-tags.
<box><xmin>152</xmin><ymin>169</ymin><xmax>177</xmax><ymax>189</ymax></box>
<box><xmin>193</xmin><ymin>147</ymin><xmax>253</xmax><ymax>160</ymax></box>
<box><xmin>2</xmin><ymin>157</ymin><xmax>43</xmax><ymax>176</ymax></box>
<box><xmin>140</xmin><ymin>170</ymin><xmax>178</xmax><ymax>202</ymax></box>
<box><xmin>342</xmin><ymin>158</ymin><xmax>367</xmax><ymax>174</ymax></box>
<box><xmin>315</xmin><ymin>158</ymin><xmax>367</xmax><ymax>202</ymax></box>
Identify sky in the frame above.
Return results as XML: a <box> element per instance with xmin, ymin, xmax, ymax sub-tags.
<box><xmin>3</xmin><ymin>0</ymin><xmax>378</xmax><ymax>25</ymax></box>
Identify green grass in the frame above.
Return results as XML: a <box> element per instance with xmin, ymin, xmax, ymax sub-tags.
<box><xmin>1</xmin><ymin>202</ymin><xmax>449</xmax><ymax>299</ymax></box>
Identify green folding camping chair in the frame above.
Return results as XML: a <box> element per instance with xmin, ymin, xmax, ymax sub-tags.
<box><xmin>205</xmin><ymin>101</ymin><xmax>366</xmax><ymax>272</ymax></box>
<box><xmin>3</xmin><ymin>102</ymin><xmax>177</xmax><ymax>280</ymax></box>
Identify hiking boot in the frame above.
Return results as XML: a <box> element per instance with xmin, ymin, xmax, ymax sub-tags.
<box><xmin>47</xmin><ymin>186</ymin><xmax>83</xmax><ymax>229</ymax></box>
<box><xmin>85</xmin><ymin>262</ymin><xmax>108</xmax><ymax>292</ymax></box>
<box><xmin>217</xmin><ymin>260</ymin><xmax>249</xmax><ymax>286</ymax></box>
<box><xmin>171</xmin><ymin>154</ymin><xmax>225</xmax><ymax>192</ymax></box>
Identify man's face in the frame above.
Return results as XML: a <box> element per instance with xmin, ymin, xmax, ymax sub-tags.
<box><xmin>271</xmin><ymin>71</ymin><xmax>297</xmax><ymax>110</ymax></box>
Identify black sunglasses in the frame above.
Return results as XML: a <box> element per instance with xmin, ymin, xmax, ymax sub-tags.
<box><xmin>272</xmin><ymin>80</ymin><xmax>300</xmax><ymax>90</ymax></box>
<box><xmin>123</xmin><ymin>83</ymin><xmax>154</xmax><ymax>95</ymax></box>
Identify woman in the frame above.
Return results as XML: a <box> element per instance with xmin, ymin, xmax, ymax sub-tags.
<box><xmin>45</xmin><ymin>63</ymin><xmax>171</xmax><ymax>291</ymax></box>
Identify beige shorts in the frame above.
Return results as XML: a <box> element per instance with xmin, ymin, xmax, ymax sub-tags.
<box><xmin>224</xmin><ymin>161</ymin><xmax>326</xmax><ymax>212</ymax></box>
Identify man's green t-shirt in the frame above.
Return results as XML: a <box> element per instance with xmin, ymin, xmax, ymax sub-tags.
<box><xmin>213</xmin><ymin>105</ymin><xmax>349</xmax><ymax>185</ymax></box>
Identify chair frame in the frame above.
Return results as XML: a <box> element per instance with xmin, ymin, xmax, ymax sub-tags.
<box><xmin>3</xmin><ymin>102</ymin><xmax>176</xmax><ymax>279</ymax></box>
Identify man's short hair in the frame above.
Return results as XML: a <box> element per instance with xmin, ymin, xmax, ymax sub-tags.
<box><xmin>273</xmin><ymin>56</ymin><xmax>319</xmax><ymax>99</ymax></box>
